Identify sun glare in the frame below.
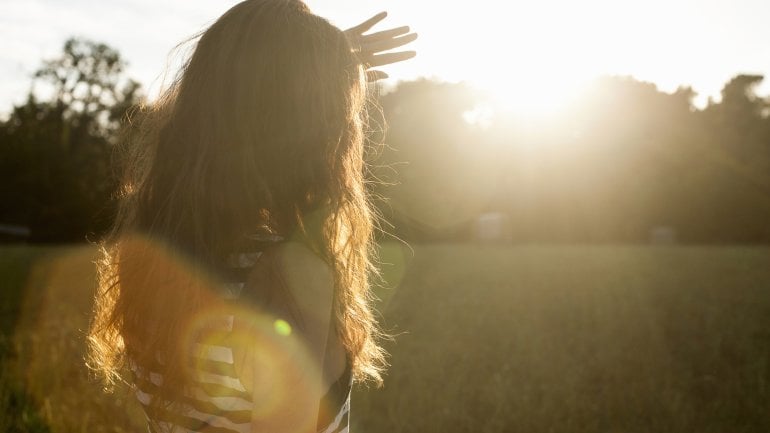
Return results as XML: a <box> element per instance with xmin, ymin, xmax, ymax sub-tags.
<box><xmin>379</xmin><ymin>0</ymin><xmax>738</xmax><ymax>117</ymax></box>
<box><xmin>471</xmin><ymin>71</ymin><xmax>588</xmax><ymax>118</ymax></box>
<box><xmin>405</xmin><ymin>0</ymin><xmax>601</xmax><ymax>119</ymax></box>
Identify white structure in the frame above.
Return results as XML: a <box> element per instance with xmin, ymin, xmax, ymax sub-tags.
<box><xmin>649</xmin><ymin>225</ymin><xmax>678</xmax><ymax>245</ymax></box>
<box><xmin>475</xmin><ymin>212</ymin><xmax>508</xmax><ymax>242</ymax></box>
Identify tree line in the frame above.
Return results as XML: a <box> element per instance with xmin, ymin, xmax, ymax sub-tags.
<box><xmin>1</xmin><ymin>39</ymin><xmax>769</xmax><ymax>243</ymax></box>
<box><xmin>0</xmin><ymin>39</ymin><xmax>140</xmax><ymax>242</ymax></box>
<box><xmin>373</xmin><ymin>76</ymin><xmax>770</xmax><ymax>243</ymax></box>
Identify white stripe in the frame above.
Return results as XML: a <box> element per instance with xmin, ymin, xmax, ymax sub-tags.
<box><xmin>135</xmin><ymin>388</ymin><xmax>152</xmax><ymax>406</ymax></box>
<box><xmin>194</xmin><ymin>371</ymin><xmax>247</xmax><ymax>392</ymax></box>
<box><xmin>136</xmin><ymin>382</ymin><xmax>252</xmax><ymax>412</ymax></box>
<box><xmin>159</xmin><ymin>421</ymin><xmax>247</xmax><ymax>433</ymax></box>
<box><xmin>135</xmin><ymin>389</ymin><xmax>251</xmax><ymax>432</ymax></box>
<box><xmin>154</xmin><ymin>421</ymin><xmax>187</xmax><ymax>433</ymax></box>
<box><xmin>190</xmin><ymin>388</ymin><xmax>253</xmax><ymax>411</ymax></box>
<box><xmin>245</xmin><ymin>233</ymin><xmax>283</xmax><ymax>242</ymax></box>
<box><xmin>149</xmin><ymin>372</ymin><xmax>163</xmax><ymax>386</ymax></box>
<box><xmin>225</xmin><ymin>282</ymin><xmax>245</xmax><ymax>291</ymax></box>
<box><xmin>129</xmin><ymin>363</ymin><xmax>163</xmax><ymax>387</ymax></box>
<box><xmin>228</xmin><ymin>252</ymin><xmax>262</xmax><ymax>268</ymax></box>
<box><xmin>194</xmin><ymin>343</ymin><xmax>234</xmax><ymax>363</ymax></box>
<box><xmin>222</xmin><ymin>290</ymin><xmax>241</xmax><ymax>300</ymax></box>
<box><xmin>320</xmin><ymin>394</ymin><xmax>350</xmax><ymax>433</ymax></box>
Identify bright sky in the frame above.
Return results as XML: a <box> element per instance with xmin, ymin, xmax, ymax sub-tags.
<box><xmin>1</xmin><ymin>0</ymin><xmax>769</xmax><ymax>114</ymax></box>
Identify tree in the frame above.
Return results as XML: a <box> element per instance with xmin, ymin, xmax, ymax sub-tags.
<box><xmin>704</xmin><ymin>75</ymin><xmax>770</xmax><ymax>163</ymax></box>
<box><xmin>375</xmin><ymin>75</ymin><xmax>770</xmax><ymax>243</ymax></box>
<box><xmin>373</xmin><ymin>80</ymin><xmax>499</xmax><ymax>240</ymax></box>
<box><xmin>0</xmin><ymin>38</ymin><xmax>142</xmax><ymax>242</ymax></box>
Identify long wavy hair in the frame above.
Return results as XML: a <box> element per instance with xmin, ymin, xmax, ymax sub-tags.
<box><xmin>88</xmin><ymin>0</ymin><xmax>385</xmax><ymax>408</ymax></box>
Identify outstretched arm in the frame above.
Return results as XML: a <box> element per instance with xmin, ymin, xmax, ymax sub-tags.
<box><xmin>344</xmin><ymin>11</ymin><xmax>418</xmax><ymax>82</ymax></box>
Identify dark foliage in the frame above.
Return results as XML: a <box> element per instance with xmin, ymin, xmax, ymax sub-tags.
<box><xmin>0</xmin><ymin>38</ymin><xmax>141</xmax><ymax>243</ymax></box>
<box><xmin>1</xmin><ymin>39</ymin><xmax>769</xmax><ymax>243</ymax></box>
<box><xmin>374</xmin><ymin>77</ymin><xmax>770</xmax><ymax>243</ymax></box>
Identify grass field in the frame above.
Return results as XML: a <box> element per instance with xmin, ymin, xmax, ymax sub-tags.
<box><xmin>2</xmin><ymin>244</ymin><xmax>769</xmax><ymax>432</ymax></box>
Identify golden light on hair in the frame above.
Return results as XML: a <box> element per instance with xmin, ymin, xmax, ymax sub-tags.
<box><xmin>88</xmin><ymin>2</ymin><xmax>389</xmax><ymax>425</ymax></box>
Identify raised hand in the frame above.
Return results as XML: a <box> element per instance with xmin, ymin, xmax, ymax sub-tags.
<box><xmin>344</xmin><ymin>12</ymin><xmax>418</xmax><ymax>82</ymax></box>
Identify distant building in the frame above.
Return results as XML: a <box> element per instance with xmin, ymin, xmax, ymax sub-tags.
<box><xmin>0</xmin><ymin>224</ymin><xmax>31</xmax><ymax>242</ymax></box>
<box><xmin>475</xmin><ymin>212</ymin><xmax>509</xmax><ymax>242</ymax></box>
<box><xmin>649</xmin><ymin>225</ymin><xmax>678</xmax><ymax>245</ymax></box>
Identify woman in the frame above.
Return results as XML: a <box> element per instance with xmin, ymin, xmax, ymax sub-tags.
<box><xmin>87</xmin><ymin>1</ymin><xmax>416</xmax><ymax>432</ymax></box>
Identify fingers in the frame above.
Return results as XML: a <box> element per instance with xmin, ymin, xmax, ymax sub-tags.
<box><xmin>360</xmin><ymin>26</ymin><xmax>411</xmax><ymax>43</ymax></box>
<box><xmin>365</xmin><ymin>51</ymin><xmax>417</xmax><ymax>68</ymax></box>
<box><xmin>361</xmin><ymin>32</ymin><xmax>418</xmax><ymax>54</ymax></box>
<box><xmin>344</xmin><ymin>11</ymin><xmax>387</xmax><ymax>35</ymax></box>
<box><xmin>366</xmin><ymin>70</ymin><xmax>389</xmax><ymax>82</ymax></box>
<box><xmin>345</xmin><ymin>11</ymin><xmax>418</xmax><ymax>78</ymax></box>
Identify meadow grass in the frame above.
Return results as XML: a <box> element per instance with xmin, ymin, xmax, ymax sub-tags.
<box><xmin>1</xmin><ymin>243</ymin><xmax>769</xmax><ymax>432</ymax></box>
<box><xmin>0</xmin><ymin>246</ymin><xmax>144</xmax><ymax>432</ymax></box>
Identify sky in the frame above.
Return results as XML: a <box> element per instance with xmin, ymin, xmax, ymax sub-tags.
<box><xmin>1</xmin><ymin>0</ymin><xmax>769</xmax><ymax>114</ymax></box>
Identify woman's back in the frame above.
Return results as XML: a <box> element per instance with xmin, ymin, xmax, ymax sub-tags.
<box><xmin>130</xmin><ymin>236</ymin><xmax>352</xmax><ymax>433</ymax></box>
<box><xmin>86</xmin><ymin>1</ymin><xmax>415</xmax><ymax>431</ymax></box>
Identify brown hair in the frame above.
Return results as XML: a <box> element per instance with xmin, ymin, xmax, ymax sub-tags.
<box><xmin>88</xmin><ymin>0</ymin><xmax>385</xmax><ymax>407</ymax></box>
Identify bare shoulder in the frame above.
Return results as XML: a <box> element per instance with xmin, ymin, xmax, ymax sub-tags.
<box><xmin>273</xmin><ymin>241</ymin><xmax>334</xmax><ymax>302</ymax></box>
<box><xmin>274</xmin><ymin>242</ymin><xmax>334</xmax><ymax>338</ymax></box>
<box><xmin>232</xmin><ymin>241</ymin><xmax>336</xmax><ymax>398</ymax></box>
<box><xmin>243</xmin><ymin>240</ymin><xmax>334</xmax><ymax>305</ymax></box>
<box><xmin>230</xmin><ymin>241</ymin><xmax>334</xmax><ymax>432</ymax></box>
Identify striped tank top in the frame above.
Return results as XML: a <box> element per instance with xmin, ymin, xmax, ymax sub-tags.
<box><xmin>130</xmin><ymin>236</ymin><xmax>352</xmax><ymax>433</ymax></box>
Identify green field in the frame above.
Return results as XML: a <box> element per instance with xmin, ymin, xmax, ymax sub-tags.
<box><xmin>2</xmin><ymin>244</ymin><xmax>770</xmax><ymax>432</ymax></box>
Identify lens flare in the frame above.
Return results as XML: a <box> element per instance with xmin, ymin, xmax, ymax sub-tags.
<box><xmin>273</xmin><ymin>319</ymin><xmax>292</xmax><ymax>336</ymax></box>
<box><xmin>176</xmin><ymin>284</ymin><xmax>320</xmax><ymax>432</ymax></box>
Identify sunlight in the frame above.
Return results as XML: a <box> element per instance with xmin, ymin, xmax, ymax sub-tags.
<box><xmin>365</xmin><ymin>0</ymin><xmax>748</xmax><ymax>114</ymax></box>
<box><xmin>471</xmin><ymin>71</ymin><xmax>588</xmax><ymax>118</ymax></box>
<box><xmin>408</xmin><ymin>0</ymin><xmax>600</xmax><ymax>119</ymax></box>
